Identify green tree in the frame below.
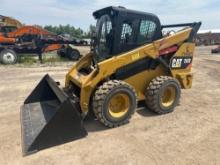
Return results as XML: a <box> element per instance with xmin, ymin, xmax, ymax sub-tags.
<box><xmin>44</xmin><ymin>24</ymin><xmax>95</xmax><ymax>39</ymax></box>
<box><xmin>84</xmin><ymin>24</ymin><xmax>96</xmax><ymax>38</ymax></box>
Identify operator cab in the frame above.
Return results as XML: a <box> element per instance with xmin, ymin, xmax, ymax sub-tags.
<box><xmin>93</xmin><ymin>6</ymin><xmax>162</xmax><ymax>61</ymax></box>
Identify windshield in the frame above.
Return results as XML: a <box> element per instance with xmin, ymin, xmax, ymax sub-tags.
<box><xmin>95</xmin><ymin>14</ymin><xmax>113</xmax><ymax>61</ymax></box>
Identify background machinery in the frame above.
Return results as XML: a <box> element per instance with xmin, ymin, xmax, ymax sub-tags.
<box><xmin>211</xmin><ymin>45</ymin><xmax>220</xmax><ymax>54</ymax></box>
<box><xmin>20</xmin><ymin>6</ymin><xmax>201</xmax><ymax>155</ymax></box>
<box><xmin>0</xmin><ymin>15</ymin><xmax>83</xmax><ymax>64</ymax></box>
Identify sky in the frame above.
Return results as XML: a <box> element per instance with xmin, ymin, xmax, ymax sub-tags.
<box><xmin>1</xmin><ymin>0</ymin><xmax>220</xmax><ymax>31</ymax></box>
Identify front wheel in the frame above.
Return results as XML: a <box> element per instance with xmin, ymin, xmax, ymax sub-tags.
<box><xmin>0</xmin><ymin>49</ymin><xmax>18</xmax><ymax>64</ymax></box>
<box><xmin>92</xmin><ymin>80</ymin><xmax>137</xmax><ymax>128</ymax></box>
<box><xmin>145</xmin><ymin>76</ymin><xmax>181</xmax><ymax>114</ymax></box>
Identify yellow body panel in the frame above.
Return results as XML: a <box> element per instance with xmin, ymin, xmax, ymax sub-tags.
<box><xmin>65</xmin><ymin>28</ymin><xmax>195</xmax><ymax>114</ymax></box>
<box><xmin>0</xmin><ymin>15</ymin><xmax>22</xmax><ymax>28</ymax></box>
<box><xmin>171</xmin><ymin>43</ymin><xmax>195</xmax><ymax>88</ymax></box>
<box><xmin>124</xmin><ymin>65</ymin><xmax>165</xmax><ymax>100</ymax></box>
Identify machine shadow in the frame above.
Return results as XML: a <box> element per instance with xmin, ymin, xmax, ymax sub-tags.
<box><xmin>136</xmin><ymin>101</ymin><xmax>157</xmax><ymax>117</ymax></box>
<box><xmin>84</xmin><ymin>101</ymin><xmax>157</xmax><ymax>133</ymax></box>
<box><xmin>84</xmin><ymin>116</ymin><xmax>108</xmax><ymax>132</ymax></box>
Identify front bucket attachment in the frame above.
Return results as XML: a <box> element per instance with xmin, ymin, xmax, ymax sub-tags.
<box><xmin>21</xmin><ymin>74</ymin><xmax>87</xmax><ymax>156</ymax></box>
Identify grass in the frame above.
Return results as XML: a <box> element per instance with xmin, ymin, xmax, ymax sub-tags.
<box><xmin>18</xmin><ymin>53</ymin><xmax>69</xmax><ymax>65</ymax></box>
<box><xmin>43</xmin><ymin>55</ymin><xmax>69</xmax><ymax>63</ymax></box>
<box><xmin>18</xmin><ymin>55</ymin><xmax>38</xmax><ymax>64</ymax></box>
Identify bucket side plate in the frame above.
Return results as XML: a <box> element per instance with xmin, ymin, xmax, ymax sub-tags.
<box><xmin>21</xmin><ymin>75</ymin><xmax>87</xmax><ymax>156</ymax></box>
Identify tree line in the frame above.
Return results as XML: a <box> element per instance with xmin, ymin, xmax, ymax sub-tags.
<box><xmin>44</xmin><ymin>24</ymin><xmax>96</xmax><ymax>39</ymax></box>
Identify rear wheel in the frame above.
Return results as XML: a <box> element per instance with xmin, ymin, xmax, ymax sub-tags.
<box><xmin>0</xmin><ymin>49</ymin><xmax>18</xmax><ymax>64</ymax></box>
<box><xmin>57</xmin><ymin>49</ymin><xmax>66</xmax><ymax>57</ymax></box>
<box><xmin>57</xmin><ymin>47</ymin><xmax>81</xmax><ymax>60</ymax></box>
<box><xmin>67</xmin><ymin>48</ymin><xmax>80</xmax><ymax>61</ymax></box>
<box><xmin>92</xmin><ymin>80</ymin><xmax>137</xmax><ymax>128</ymax></box>
<box><xmin>145</xmin><ymin>76</ymin><xmax>181</xmax><ymax>114</ymax></box>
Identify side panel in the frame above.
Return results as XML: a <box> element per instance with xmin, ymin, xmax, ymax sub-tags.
<box><xmin>170</xmin><ymin>43</ymin><xmax>196</xmax><ymax>89</ymax></box>
<box><xmin>124</xmin><ymin>65</ymin><xmax>165</xmax><ymax>100</ymax></box>
<box><xmin>7</xmin><ymin>26</ymin><xmax>52</xmax><ymax>38</ymax></box>
<box><xmin>0</xmin><ymin>35</ymin><xmax>16</xmax><ymax>43</ymax></box>
<box><xmin>44</xmin><ymin>44</ymin><xmax>62</xmax><ymax>52</ymax></box>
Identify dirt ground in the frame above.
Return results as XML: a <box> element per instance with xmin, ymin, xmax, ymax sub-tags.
<box><xmin>0</xmin><ymin>46</ymin><xmax>220</xmax><ymax>165</ymax></box>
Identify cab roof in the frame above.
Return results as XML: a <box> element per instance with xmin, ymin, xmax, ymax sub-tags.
<box><xmin>93</xmin><ymin>6</ymin><xmax>160</xmax><ymax>21</ymax></box>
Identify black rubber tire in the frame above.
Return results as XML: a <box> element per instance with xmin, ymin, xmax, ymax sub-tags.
<box><xmin>145</xmin><ymin>76</ymin><xmax>181</xmax><ymax>114</ymax></box>
<box><xmin>92</xmin><ymin>80</ymin><xmax>137</xmax><ymax>128</ymax></box>
<box><xmin>57</xmin><ymin>49</ymin><xmax>66</xmax><ymax>57</ymax></box>
<box><xmin>67</xmin><ymin>49</ymin><xmax>80</xmax><ymax>61</ymax></box>
<box><xmin>0</xmin><ymin>49</ymin><xmax>18</xmax><ymax>64</ymax></box>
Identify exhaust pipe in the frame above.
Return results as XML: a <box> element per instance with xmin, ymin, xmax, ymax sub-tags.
<box><xmin>20</xmin><ymin>74</ymin><xmax>87</xmax><ymax>156</ymax></box>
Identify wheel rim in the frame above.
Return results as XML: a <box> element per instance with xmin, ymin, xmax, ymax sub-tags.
<box><xmin>70</xmin><ymin>52</ymin><xmax>79</xmax><ymax>60</ymax></box>
<box><xmin>108</xmin><ymin>93</ymin><xmax>130</xmax><ymax>118</ymax></box>
<box><xmin>2</xmin><ymin>52</ymin><xmax>15</xmax><ymax>64</ymax></box>
<box><xmin>160</xmin><ymin>86</ymin><xmax>176</xmax><ymax>107</ymax></box>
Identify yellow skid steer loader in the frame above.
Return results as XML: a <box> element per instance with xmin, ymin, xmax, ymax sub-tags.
<box><xmin>20</xmin><ymin>6</ymin><xmax>201</xmax><ymax>155</ymax></box>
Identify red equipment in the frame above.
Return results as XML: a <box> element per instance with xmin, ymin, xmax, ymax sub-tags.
<box><xmin>0</xmin><ymin>15</ymin><xmax>82</xmax><ymax>64</ymax></box>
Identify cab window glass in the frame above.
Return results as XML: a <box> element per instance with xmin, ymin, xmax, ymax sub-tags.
<box><xmin>95</xmin><ymin>14</ymin><xmax>113</xmax><ymax>61</ymax></box>
<box><xmin>100</xmin><ymin>21</ymin><xmax>112</xmax><ymax>43</ymax></box>
<box><xmin>137</xmin><ymin>20</ymin><xmax>156</xmax><ymax>44</ymax></box>
<box><xmin>120</xmin><ymin>23</ymin><xmax>133</xmax><ymax>43</ymax></box>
